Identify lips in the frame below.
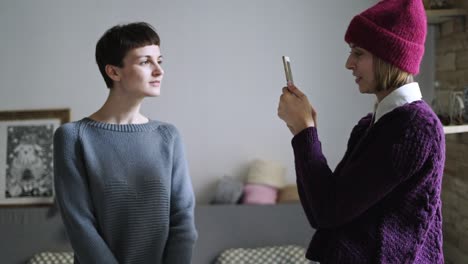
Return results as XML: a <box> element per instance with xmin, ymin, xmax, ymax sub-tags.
<box><xmin>352</xmin><ymin>73</ymin><xmax>361</xmax><ymax>84</ymax></box>
<box><xmin>149</xmin><ymin>80</ymin><xmax>161</xmax><ymax>87</ymax></box>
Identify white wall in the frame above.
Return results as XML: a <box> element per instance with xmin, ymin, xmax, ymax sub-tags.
<box><xmin>0</xmin><ymin>0</ymin><xmax>434</xmax><ymax>203</ymax></box>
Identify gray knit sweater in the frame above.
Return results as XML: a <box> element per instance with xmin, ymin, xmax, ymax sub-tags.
<box><xmin>53</xmin><ymin>118</ymin><xmax>197</xmax><ymax>264</ymax></box>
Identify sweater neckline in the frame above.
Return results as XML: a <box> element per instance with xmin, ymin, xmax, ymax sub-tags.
<box><xmin>81</xmin><ymin>117</ymin><xmax>161</xmax><ymax>132</ymax></box>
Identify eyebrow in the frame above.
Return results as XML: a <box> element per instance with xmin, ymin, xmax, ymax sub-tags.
<box><xmin>350</xmin><ymin>45</ymin><xmax>364</xmax><ymax>52</ymax></box>
<box><xmin>136</xmin><ymin>55</ymin><xmax>163</xmax><ymax>60</ymax></box>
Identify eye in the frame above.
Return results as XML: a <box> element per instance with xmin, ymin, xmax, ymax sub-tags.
<box><xmin>350</xmin><ymin>50</ymin><xmax>362</xmax><ymax>57</ymax></box>
<box><xmin>157</xmin><ymin>60</ymin><xmax>163</xmax><ymax>65</ymax></box>
<box><xmin>140</xmin><ymin>60</ymin><xmax>150</xmax><ymax>65</ymax></box>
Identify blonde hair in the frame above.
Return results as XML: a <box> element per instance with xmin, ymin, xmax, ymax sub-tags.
<box><xmin>373</xmin><ymin>55</ymin><xmax>413</xmax><ymax>92</ymax></box>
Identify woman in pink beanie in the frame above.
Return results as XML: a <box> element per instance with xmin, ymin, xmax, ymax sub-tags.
<box><xmin>277</xmin><ymin>0</ymin><xmax>445</xmax><ymax>263</ymax></box>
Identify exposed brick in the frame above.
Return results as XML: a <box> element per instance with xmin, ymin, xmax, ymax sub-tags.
<box><xmin>442</xmin><ymin>207</ymin><xmax>459</xmax><ymax>227</ymax></box>
<box><xmin>441</xmin><ymin>20</ymin><xmax>456</xmax><ymax>36</ymax></box>
<box><xmin>453</xmin><ymin>32</ymin><xmax>468</xmax><ymax>49</ymax></box>
<box><xmin>450</xmin><ymin>174</ymin><xmax>468</xmax><ymax>188</ymax></box>
<box><xmin>455</xmin><ymin>188</ymin><xmax>468</xmax><ymax>203</ymax></box>
<box><xmin>444</xmin><ymin>157</ymin><xmax>460</xmax><ymax>173</ymax></box>
<box><xmin>455</xmin><ymin>215</ymin><xmax>468</xmax><ymax>234</ymax></box>
<box><xmin>459</xmin><ymin>218</ymin><xmax>468</xmax><ymax>235</ymax></box>
<box><xmin>443</xmin><ymin>242</ymin><xmax>468</xmax><ymax>264</ymax></box>
<box><xmin>443</xmin><ymin>243</ymin><xmax>456</xmax><ymax>264</ymax></box>
<box><xmin>445</xmin><ymin>133</ymin><xmax>468</xmax><ymax>144</ymax></box>
<box><xmin>444</xmin><ymin>175</ymin><xmax>456</xmax><ymax>187</ymax></box>
<box><xmin>444</xmin><ymin>245</ymin><xmax>468</xmax><ymax>264</ymax></box>
<box><xmin>455</xmin><ymin>70</ymin><xmax>468</xmax><ymax>88</ymax></box>
<box><xmin>453</xmin><ymin>17</ymin><xmax>466</xmax><ymax>33</ymax></box>
<box><xmin>434</xmin><ymin>8</ymin><xmax>468</xmax><ymax>259</ymax></box>
<box><xmin>456</xmin><ymin>51</ymin><xmax>468</xmax><ymax>70</ymax></box>
<box><xmin>457</xmin><ymin>201</ymin><xmax>468</xmax><ymax>218</ymax></box>
<box><xmin>443</xmin><ymin>175</ymin><xmax>456</xmax><ymax>190</ymax></box>
<box><xmin>445</xmin><ymin>144</ymin><xmax>466</xmax><ymax>163</ymax></box>
<box><xmin>455</xmin><ymin>0</ymin><xmax>468</xmax><ymax>9</ymax></box>
<box><xmin>437</xmin><ymin>53</ymin><xmax>457</xmax><ymax>71</ymax></box>
<box><xmin>455</xmin><ymin>164</ymin><xmax>468</xmax><ymax>182</ymax></box>
<box><xmin>436</xmin><ymin>69</ymin><xmax>468</xmax><ymax>89</ymax></box>
<box><xmin>455</xmin><ymin>132</ymin><xmax>468</xmax><ymax>143</ymax></box>
<box><xmin>456</xmin><ymin>218</ymin><xmax>468</xmax><ymax>260</ymax></box>
<box><xmin>442</xmin><ymin>190</ymin><xmax>460</xmax><ymax>210</ymax></box>
<box><xmin>443</xmin><ymin>166</ymin><xmax>457</xmax><ymax>178</ymax></box>
<box><xmin>433</xmin><ymin>90</ymin><xmax>452</xmax><ymax>115</ymax></box>
<box><xmin>445</xmin><ymin>151</ymin><xmax>457</xmax><ymax>164</ymax></box>
<box><xmin>445</xmin><ymin>133</ymin><xmax>463</xmax><ymax>144</ymax></box>
<box><xmin>444</xmin><ymin>225</ymin><xmax>460</xmax><ymax>245</ymax></box>
<box><xmin>459</xmin><ymin>236</ymin><xmax>468</xmax><ymax>259</ymax></box>
<box><xmin>437</xmin><ymin>37</ymin><xmax>465</xmax><ymax>54</ymax></box>
<box><xmin>440</xmin><ymin>16</ymin><xmax>466</xmax><ymax>36</ymax></box>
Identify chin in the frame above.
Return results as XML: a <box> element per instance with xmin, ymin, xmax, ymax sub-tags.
<box><xmin>358</xmin><ymin>86</ymin><xmax>370</xmax><ymax>94</ymax></box>
<box><xmin>145</xmin><ymin>89</ymin><xmax>161</xmax><ymax>97</ymax></box>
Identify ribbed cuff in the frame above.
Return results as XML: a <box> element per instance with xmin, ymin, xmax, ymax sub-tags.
<box><xmin>291</xmin><ymin>127</ymin><xmax>320</xmax><ymax>160</ymax></box>
<box><xmin>292</xmin><ymin>127</ymin><xmax>319</xmax><ymax>147</ymax></box>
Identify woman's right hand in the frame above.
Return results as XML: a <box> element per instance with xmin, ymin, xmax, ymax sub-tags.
<box><xmin>277</xmin><ymin>84</ymin><xmax>317</xmax><ymax>135</ymax></box>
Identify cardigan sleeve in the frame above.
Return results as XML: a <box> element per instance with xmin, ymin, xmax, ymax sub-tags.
<box><xmin>54</xmin><ymin>124</ymin><xmax>119</xmax><ymax>263</ymax></box>
<box><xmin>162</xmin><ymin>126</ymin><xmax>198</xmax><ymax>264</ymax></box>
<box><xmin>291</xmin><ymin>121</ymin><xmax>433</xmax><ymax>229</ymax></box>
<box><xmin>295</xmin><ymin>114</ymin><xmax>373</xmax><ymax>229</ymax></box>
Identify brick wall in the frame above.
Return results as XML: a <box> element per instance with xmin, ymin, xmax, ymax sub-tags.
<box><xmin>434</xmin><ymin>3</ymin><xmax>468</xmax><ymax>263</ymax></box>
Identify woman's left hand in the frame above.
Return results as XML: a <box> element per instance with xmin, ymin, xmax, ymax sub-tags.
<box><xmin>277</xmin><ymin>84</ymin><xmax>316</xmax><ymax>135</ymax></box>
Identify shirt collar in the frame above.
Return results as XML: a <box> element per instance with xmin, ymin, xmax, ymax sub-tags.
<box><xmin>374</xmin><ymin>82</ymin><xmax>422</xmax><ymax>124</ymax></box>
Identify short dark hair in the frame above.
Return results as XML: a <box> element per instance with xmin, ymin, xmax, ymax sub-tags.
<box><xmin>95</xmin><ymin>22</ymin><xmax>160</xmax><ymax>88</ymax></box>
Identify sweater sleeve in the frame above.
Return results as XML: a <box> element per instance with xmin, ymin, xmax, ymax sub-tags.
<box><xmin>292</xmin><ymin>122</ymin><xmax>433</xmax><ymax>229</ymax></box>
<box><xmin>53</xmin><ymin>124</ymin><xmax>119</xmax><ymax>263</ymax></box>
<box><xmin>163</xmin><ymin>127</ymin><xmax>198</xmax><ymax>264</ymax></box>
<box><xmin>294</xmin><ymin>116</ymin><xmax>372</xmax><ymax>229</ymax></box>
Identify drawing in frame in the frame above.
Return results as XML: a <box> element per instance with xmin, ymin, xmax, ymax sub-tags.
<box><xmin>0</xmin><ymin>109</ymin><xmax>70</xmax><ymax>206</ymax></box>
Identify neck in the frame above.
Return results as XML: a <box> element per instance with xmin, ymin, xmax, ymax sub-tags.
<box><xmin>375</xmin><ymin>86</ymin><xmax>397</xmax><ymax>102</ymax></box>
<box><xmin>89</xmin><ymin>89</ymin><xmax>148</xmax><ymax>124</ymax></box>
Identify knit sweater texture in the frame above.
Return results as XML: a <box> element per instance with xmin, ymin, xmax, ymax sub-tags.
<box><xmin>53</xmin><ymin>118</ymin><xmax>197</xmax><ymax>264</ymax></box>
<box><xmin>292</xmin><ymin>100</ymin><xmax>445</xmax><ymax>263</ymax></box>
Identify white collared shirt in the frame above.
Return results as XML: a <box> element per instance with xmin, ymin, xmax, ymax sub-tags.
<box><xmin>374</xmin><ymin>82</ymin><xmax>422</xmax><ymax>124</ymax></box>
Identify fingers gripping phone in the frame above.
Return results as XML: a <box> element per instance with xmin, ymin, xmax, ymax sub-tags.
<box><xmin>282</xmin><ymin>56</ymin><xmax>294</xmax><ymax>85</ymax></box>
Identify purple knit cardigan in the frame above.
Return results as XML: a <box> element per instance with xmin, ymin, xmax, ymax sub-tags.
<box><xmin>292</xmin><ymin>100</ymin><xmax>445</xmax><ymax>263</ymax></box>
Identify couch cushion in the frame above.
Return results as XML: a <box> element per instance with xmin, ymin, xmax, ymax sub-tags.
<box><xmin>27</xmin><ymin>251</ymin><xmax>73</xmax><ymax>264</ymax></box>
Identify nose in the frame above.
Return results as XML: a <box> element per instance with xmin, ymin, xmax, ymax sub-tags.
<box><xmin>152</xmin><ymin>63</ymin><xmax>164</xmax><ymax>76</ymax></box>
<box><xmin>345</xmin><ymin>54</ymin><xmax>354</xmax><ymax>70</ymax></box>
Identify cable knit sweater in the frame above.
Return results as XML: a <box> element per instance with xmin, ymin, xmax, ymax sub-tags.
<box><xmin>53</xmin><ymin>118</ymin><xmax>197</xmax><ymax>264</ymax></box>
<box><xmin>292</xmin><ymin>100</ymin><xmax>445</xmax><ymax>263</ymax></box>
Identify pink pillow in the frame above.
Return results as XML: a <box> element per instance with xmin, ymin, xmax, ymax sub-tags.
<box><xmin>242</xmin><ymin>184</ymin><xmax>277</xmax><ymax>205</ymax></box>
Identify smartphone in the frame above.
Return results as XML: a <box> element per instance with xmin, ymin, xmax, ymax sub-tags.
<box><xmin>282</xmin><ymin>56</ymin><xmax>294</xmax><ymax>85</ymax></box>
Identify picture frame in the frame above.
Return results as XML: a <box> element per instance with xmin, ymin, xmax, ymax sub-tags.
<box><xmin>0</xmin><ymin>109</ymin><xmax>70</xmax><ymax>206</ymax></box>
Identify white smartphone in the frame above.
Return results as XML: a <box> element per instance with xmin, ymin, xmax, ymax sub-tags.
<box><xmin>282</xmin><ymin>56</ymin><xmax>294</xmax><ymax>85</ymax></box>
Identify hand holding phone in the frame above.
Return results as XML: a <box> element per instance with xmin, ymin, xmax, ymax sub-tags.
<box><xmin>282</xmin><ymin>56</ymin><xmax>294</xmax><ymax>85</ymax></box>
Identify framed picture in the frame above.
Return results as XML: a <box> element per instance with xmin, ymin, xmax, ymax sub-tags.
<box><xmin>0</xmin><ymin>109</ymin><xmax>70</xmax><ymax>206</ymax></box>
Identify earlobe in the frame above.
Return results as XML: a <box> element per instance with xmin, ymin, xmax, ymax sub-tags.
<box><xmin>105</xmin><ymin>65</ymin><xmax>120</xmax><ymax>82</ymax></box>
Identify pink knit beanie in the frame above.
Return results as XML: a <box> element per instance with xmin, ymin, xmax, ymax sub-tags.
<box><xmin>344</xmin><ymin>0</ymin><xmax>427</xmax><ymax>74</ymax></box>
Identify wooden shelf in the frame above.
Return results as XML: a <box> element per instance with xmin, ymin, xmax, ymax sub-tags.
<box><xmin>443</xmin><ymin>125</ymin><xmax>468</xmax><ymax>134</ymax></box>
<box><xmin>426</xmin><ymin>9</ymin><xmax>467</xmax><ymax>24</ymax></box>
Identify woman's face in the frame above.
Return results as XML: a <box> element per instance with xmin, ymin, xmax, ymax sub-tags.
<box><xmin>114</xmin><ymin>44</ymin><xmax>164</xmax><ymax>98</ymax></box>
<box><xmin>345</xmin><ymin>44</ymin><xmax>377</xmax><ymax>95</ymax></box>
